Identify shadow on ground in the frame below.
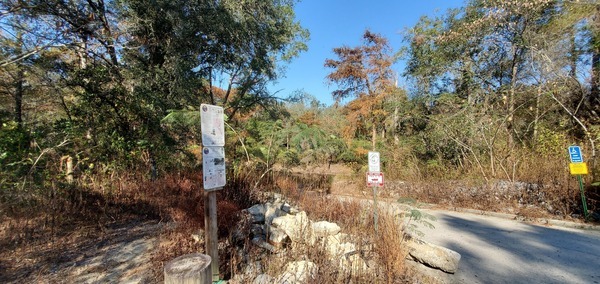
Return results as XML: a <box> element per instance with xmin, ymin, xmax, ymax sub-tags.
<box><xmin>426</xmin><ymin>213</ymin><xmax>600</xmax><ymax>284</ymax></box>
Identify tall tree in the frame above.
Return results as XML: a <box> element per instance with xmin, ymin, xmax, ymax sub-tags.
<box><xmin>325</xmin><ymin>30</ymin><xmax>396</xmax><ymax>149</ymax></box>
<box><xmin>588</xmin><ymin>3</ymin><xmax>600</xmax><ymax>117</ymax></box>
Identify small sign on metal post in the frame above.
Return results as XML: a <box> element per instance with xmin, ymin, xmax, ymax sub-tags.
<box><xmin>368</xmin><ymin>151</ymin><xmax>380</xmax><ymax>172</ymax></box>
<box><xmin>367</xmin><ymin>151</ymin><xmax>383</xmax><ymax>234</ymax></box>
<box><xmin>567</xmin><ymin>145</ymin><xmax>589</xmax><ymax>220</ymax></box>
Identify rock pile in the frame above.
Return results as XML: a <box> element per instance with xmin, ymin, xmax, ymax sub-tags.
<box><xmin>229</xmin><ymin>195</ymin><xmax>461</xmax><ymax>283</ymax></box>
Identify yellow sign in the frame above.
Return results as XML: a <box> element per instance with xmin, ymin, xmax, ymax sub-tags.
<box><xmin>569</xmin><ymin>162</ymin><xmax>588</xmax><ymax>175</ymax></box>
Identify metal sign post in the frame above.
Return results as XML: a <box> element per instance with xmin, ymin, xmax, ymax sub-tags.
<box><xmin>577</xmin><ymin>175</ymin><xmax>589</xmax><ymax>220</ymax></box>
<box><xmin>373</xmin><ymin>185</ymin><xmax>378</xmax><ymax>234</ymax></box>
<box><xmin>367</xmin><ymin>152</ymin><xmax>383</xmax><ymax>234</ymax></box>
<box><xmin>367</xmin><ymin>171</ymin><xmax>384</xmax><ymax>234</ymax></box>
<box><xmin>568</xmin><ymin>146</ymin><xmax>589</xmax><ymax>220</ymax></box>
<box><xmin>200</xmin><ymin>104</ymin><xmax>226</xmax><ymax>282</ymax></box>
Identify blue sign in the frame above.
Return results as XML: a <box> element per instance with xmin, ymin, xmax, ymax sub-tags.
<box><xmin>568</xmin><ymin>146</ymin><xmax>583</xmax><ymax>163</ymax></box>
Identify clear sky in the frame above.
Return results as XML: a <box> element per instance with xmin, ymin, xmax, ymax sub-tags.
<box><xmin>269</xmin><ymin>0</ymin><xmax>466</xmax><ymax>106</ymax></box>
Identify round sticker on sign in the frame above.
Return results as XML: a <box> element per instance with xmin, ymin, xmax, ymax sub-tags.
<box><xmin>368</xmin><ymin>151</ymin><xmax>380</xmax><ymax>172</ymax></box>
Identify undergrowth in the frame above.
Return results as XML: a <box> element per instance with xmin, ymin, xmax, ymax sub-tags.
<box><xmin>1</xmin><ymin>153</ymin><xmax>598</xmax><ymax>283</ymax></box>
<box><xmin>0</xmin><ymin>165</ymin><xmax>261</xmax><ymax>282</ymax></box>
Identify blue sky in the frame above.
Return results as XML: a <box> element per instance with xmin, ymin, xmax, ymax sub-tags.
<box><xmin>269</xmin><ymin>0</ymin><xmax>466</xmax><ymax>106</ymax></box>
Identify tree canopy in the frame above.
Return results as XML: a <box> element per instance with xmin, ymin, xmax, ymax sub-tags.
<box><xmin>325</xmin><ymin>30</ymin><xmax>397</xmax><ymax>149</ymax></box>
<box><xmin>0</xmin><ymin>0</ymin><xmax>308</xmax><ymax>185</ymax></box>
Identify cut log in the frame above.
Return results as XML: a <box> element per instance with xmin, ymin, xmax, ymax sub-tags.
<box><xmin>164</xmin><ymin>253</ymin><xmax>212</xmax><ymax>284</ymax></box>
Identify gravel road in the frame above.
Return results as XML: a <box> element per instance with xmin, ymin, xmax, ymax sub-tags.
<box><xmin>416</xmin><ymin>209</ymin><xmax>600</xmax><ymax>284</ymax></box>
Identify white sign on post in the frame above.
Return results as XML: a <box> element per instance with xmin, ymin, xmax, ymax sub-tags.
<box><xmin>201</xmin><ymin>104</ymin><xmax>226</xmax><ymax>190</ymax></box>
<box><xmin>201</xmin><ymin>104</ymin><xmax>225</xmax><ymax>147</ymax></box>
<box><xmin>368</xmin><ymin>151</ymin><xmax>380</xmax><ymax>172</ymax></box>
<box><xmin>202</xmin><ymin>146</ymin><xmax>226</xmax><ymax>190</ymax></box>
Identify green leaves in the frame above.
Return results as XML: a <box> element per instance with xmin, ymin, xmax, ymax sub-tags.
<box><xmin>161</xmin><ymin>109</ymin><xmax>201</xmax><ymax>128</ymax></box>
<box><xmin>396</xmin><ymin>198</ymin><xmax>437</xmax><ymax>237</ymax></box>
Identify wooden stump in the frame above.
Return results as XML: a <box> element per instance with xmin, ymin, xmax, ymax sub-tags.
<box><xmin>164</xmin><ymin>253</ymin><xmax>212</xmax><ymax>284</ymax></box>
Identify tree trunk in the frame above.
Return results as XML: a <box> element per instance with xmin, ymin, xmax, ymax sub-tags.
<box><xmin>164</xmin><ymin>253</ymin><xmax>212</xmax><ymax>284</ymax></box>
<box><xmin>569</xmin><ymin>27</ymin><xmax>577</xmax><ymax>78</ymax></box>
<box><xmin>507</xmin><ymin>42</ymin><xmax>525</xmax><ymax>152</ymax></box>
<box><xmin>591</xmin><ymin>48</ymin><xmax>600</xmax><ymax>112</ymax></box>
<box><xmin>15</xmin><ymin>68</ymin><xmax>23</xmax><ymax>125</ymax></box>
<box><xmin>372</xmin><ymin>122</ymin><xmax>376</xmax><ymax>150</ymax></box>
<box><xmin>508</xmin><ymin>59</ymin><xmax>517</xmax><ymax>151</ymax></box>
<box><xmin>590</xmin><ymin>4</ymin><xmax>600</xmax><ymax>115</ymax></box>
<box><xmin>66</xmin><ymin>156</ymin><xmax>73</xmax><ymax>184</ymax></box>
<box><xmin>533</xmin><ymin>85</ymin><xmax>541</xmax><ymax>143</ymax></box>
<box><xmin>95</xmin><ymin>0</ymin><xmax>119</xmax><ymax>66</ymax></box>
<box><xmin>14</xmin><ymin>31</ymin><xmax>24</xmax><ymax>126</ymax></box>
<box><xmin>76</xmin><ymin>40</ymin><xmax>87</xmax><ymax>69</ymax></box>
<box><xmin>393</xmin><ymin>106</ymin><xmax>399</xmax><ymax>145</ymax></box>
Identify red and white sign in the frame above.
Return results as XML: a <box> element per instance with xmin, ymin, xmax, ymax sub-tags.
<box><xmin>366</xmin><ymin>172</ymin><xmax>384</xmax><ymax>187</ymax></box>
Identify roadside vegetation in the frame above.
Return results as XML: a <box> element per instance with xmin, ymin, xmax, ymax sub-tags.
<box><xmin>1</xmin><ymin>0</ymin><xmax>599</xmax><ymax>282</ymax></box>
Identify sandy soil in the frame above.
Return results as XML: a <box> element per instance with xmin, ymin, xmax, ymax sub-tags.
<box><xmin>283</xmin><ymin>163</ymin><xmax>364</xmax><ymax>197</ymax></box>
<box><xmin>1</xmin><ymin>218</ymin><xmax>162</xmax><ymax>283</ymax></box>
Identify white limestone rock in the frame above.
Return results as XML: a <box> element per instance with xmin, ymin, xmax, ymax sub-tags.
<box><xmin>276</xmin><ymin>261</ymin><xmax>318</xmax><ymax>284</ymax></box>
<box><xmin>271</xmin><ymin>211</ymin><xmax>313</xmax><ymax>244</ymax></box>
<box><xmin>312</xmin><ymin>221</ymin><xmax>341</xmax><ymax>237</ymax></box>
<box><xmin>406</xmin><ymin>239</ymin><xmax>461</xmax><ymax>274</ymax></box>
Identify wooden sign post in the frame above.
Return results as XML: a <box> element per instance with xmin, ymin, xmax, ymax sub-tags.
<box><xmin>200</xmin><ymin>104</ymin><xmax>226</xmax><ymax>282</ymax></box>
<box><xmin>204</xmin><ymin>191</ymin><xmax>219</xmax><ymax>282</ymax></box>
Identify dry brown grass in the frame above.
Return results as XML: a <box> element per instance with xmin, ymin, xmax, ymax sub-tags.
<box><xmin>274</xmin><ymin>171</ymin><xmax>333</xmax><ymax>197</ymax></box>
<box><xmin>375</xmin><ymin>212</ymin><xmax>410</xmax><ymax>281</ymax></box>
<box><xmin>281</xmin><ymin>191</ymin><xmax>416</xmax><ymax>283</ymax></box>
<box><xmin>4</xmin><ymin>150</ymin><xmax>593</xmax><ymax>283</ymax></box>
<box><xmin>297</xmin><ymin>194</ymin><xmax>362</xmax><ymax>226</ymax></box>
<box><xmin>382</xmin><ymin>147</ymin><xmax>598</xmax><ymax>221</ymax></box>
<box><xmin>0</xmin><ymin>166</ymin><xmax>263</xmax><ymax>283</ymax></box>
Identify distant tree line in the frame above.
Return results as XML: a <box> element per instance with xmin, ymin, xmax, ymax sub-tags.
<box><xmin>321</xmin><ymin>0</ymin><xmax>599</xmax><ymax>183</ymax></box>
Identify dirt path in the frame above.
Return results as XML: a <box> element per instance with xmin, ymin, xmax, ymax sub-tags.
<box><xmin>285</xmin><ymin>163</ymin><xmax>362</xmax><ymax>196</ymax></box>
<box><xmin>55</xmin><ymin>220</ymin><xmax>161</xmax><ymax>284</ymax></box>
<box><xmin>2</xmin><ymin>218</ymin><xmax>162</xmax><ymax>284</ymax></box>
